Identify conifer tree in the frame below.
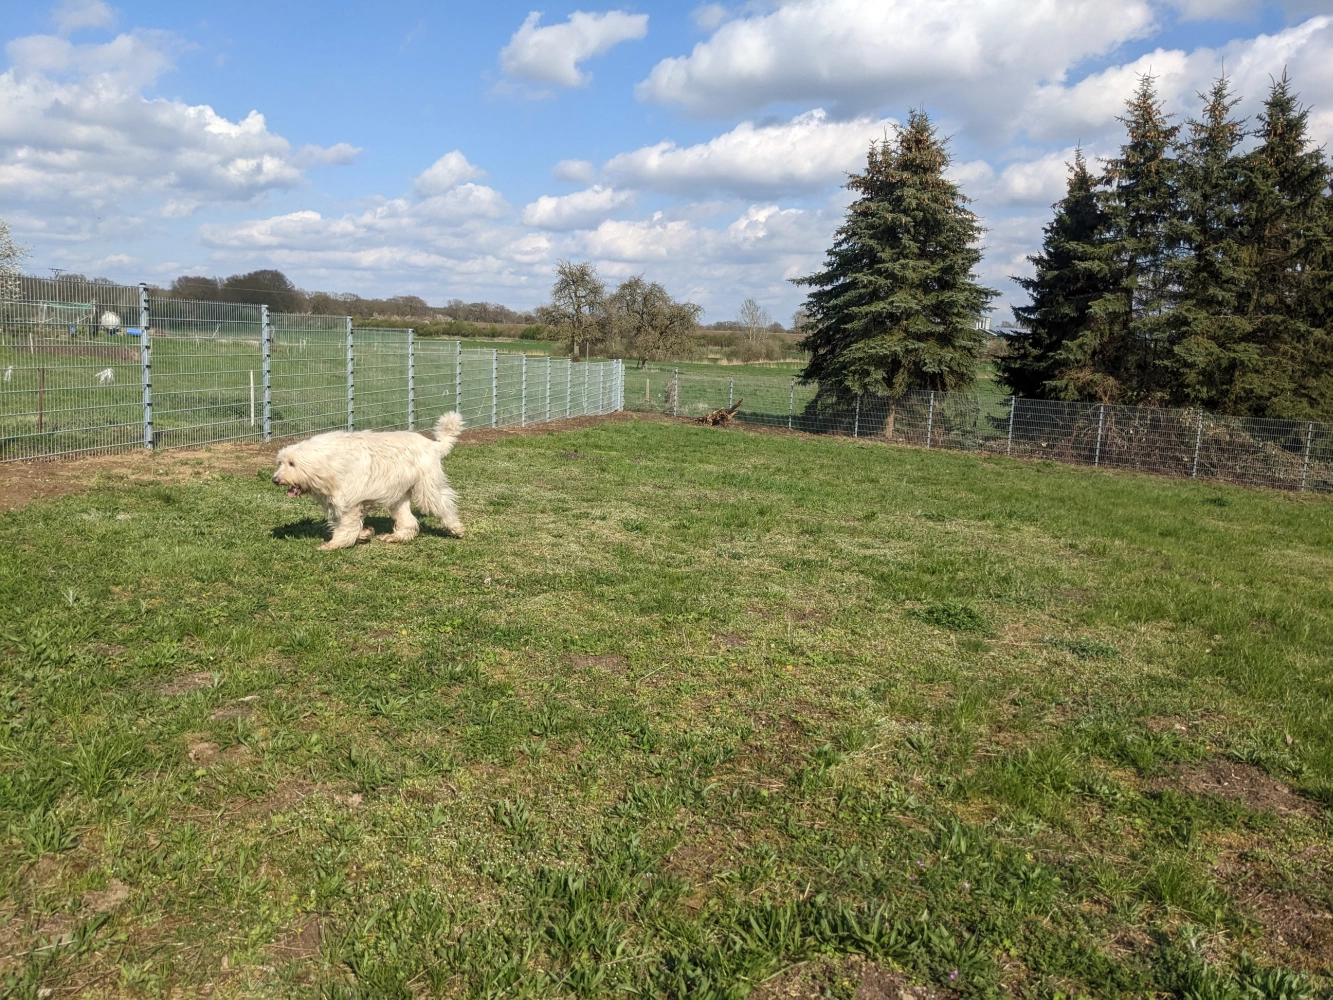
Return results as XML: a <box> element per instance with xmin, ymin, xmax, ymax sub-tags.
<box><xmin>1228</xmin><ymin>73</ymin><xmax>1333</xmax><ymax>418</ymax></box>
<box><xmin>1169</xmin><ymin>77</ymin><xmax>1251</xmax><ymax>410</ymax></box>
<box><xmin>997</xmin><ymin>150</ymin><xmax>1113</xmax><ymax>398</ymax></box>
<box><xmin>1044</xmin><ymin>76</ymin><xmax>1180</xmax><ymax>403</ymax></box>
<box><xmin>796</xmin><ymin>110</ymin><xmax>995</xmax><ymax>408</ymax></box>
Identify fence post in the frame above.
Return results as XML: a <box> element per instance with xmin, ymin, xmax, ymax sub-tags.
<box><xmin>566</xmin><ymin>359</ymin><xmax>572</xmax><ymax>418</ymax></box>
<box><xmin>139</xmin><ymin>283</ymin><xmax>152</xmax><ymax>450</ymax></box>
<box><xmin>345</xmin><ymin>317</ymin><xmax>354</xmax><ymax>431</ymax></box>
<box><xmin>853</xmin><ymin>395</ymin><xmax>861</xmax><ymax>438</ymax></box>
<box><xmin>545</xmin><ymin>356</ymin><xmax>551</xmax><ymax>423</ymax></box>
<box><xmin>520</xmin><ymin>352</ymin><xmax>527</xmax><ymax>427</ymax></box>
<box><xmin>1191</xmin><ymin>409</ymin><xmax>1203</xmax><ymax>478</ymax></box>
<box><xmin>1301</xmin><ymin>421</ymin><xmax>1314</xmax><ymax>491</ymax></box>
<box><xmin>1094</xmin><ymin>403</ymin><xmax>1105</xmax><ymax>466</ymax></box>
<box><xmin>583</xmin><ymin>359</ymin><xmax>589</xmax><ymax>416</ymax></box>
<box><xmin>925</xmin><ymin>391</ymin><xmax>935</xmax><ymax>449</ymax></box>
<box><xmin>789</xmin><ymin>378</ymin><xmax>795</xmax><ymax>430</ymax></box>
<box><xmin>490</xmin><ymin>349</ymin><xmax>498</xmax><ymax>429</ymax></box>
<box><xmin>729</xmin><ymin>378</ymin><xmax>734</xmax><ymax>408</ymax></box>
<box><xmin>673</xmin><ymin>368</ymin><xmax>679</xmax><ymax>417</ymax></box>
<box><xmin>454</xmin><ymin>341</ymin><xmax>462</xmax><ymax>417</ymax></box>
<box><xmin>407</xmin><ymin>327</ymin><xmax>415</xmax><ymax>431</ymax></box>
<box><xmin>1006</xmin><ymin>396</ymin><xmax>1015</xmax><ymax>456</ymax></box>
<box><xmin>261</xmin><ymin>305</ymin><xmax>271</xmax><ymax>442</ymax></box>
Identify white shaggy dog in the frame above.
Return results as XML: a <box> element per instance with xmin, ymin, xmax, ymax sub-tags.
<box><xmin>272</xmin><ymin>412</ymin><xmax>465</xmax><ymax>550</ymax></box>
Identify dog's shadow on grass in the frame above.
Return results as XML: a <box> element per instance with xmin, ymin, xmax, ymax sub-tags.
<box><xmin>271</xmin><ymin>517</ymin><xmax>453</xmax><ymax>542</ymax></box>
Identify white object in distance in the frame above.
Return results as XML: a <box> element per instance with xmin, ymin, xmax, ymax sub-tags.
<box><xmin>100</xmin><ymin>311</ymin><xmax>121</xmax><ymax>335</ymax></box>
<box><xmin>97</xmin><ymin>368</ymin><xmax>115</xmax><ymax>385</ymax></box>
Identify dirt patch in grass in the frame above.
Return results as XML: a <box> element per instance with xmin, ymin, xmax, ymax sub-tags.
<box><xmin>1152</xmin><ymin>760</ymin><xmax>1317</xmax><ymax>816</ymax></box>
<box><xmin>715</xmin><ymin>632</ymin><xmax>748</xmax><ymax>649</ymax></box>
<box><xmin>0</xmin><ymin>442</ymin><xmax>280</xmax><ymax>512</ymax></box>
<box><xmin>210</xmin><ymin>696</ymin><xmax>261</xmax><ymax>721</ymax></box>
<box><xmin>159</xmin><ymin>671</ymin><xmax>216</xmax><ymax>696</ymax></box>
<box><xmin>81</xmin><ymin>879</ymin><xmax>129</xmax><ymax>916</ymax></box>
<box><xmin>0</xmin><ymin>412</ymin><xmax>638</xmax><ymax>512</ymax></box>
<box><xmin>567</xmin><ymin>654</ymin><xmax>626</xmax><ymax>672</ymax></box>
<box><xmin>270</xmin><ymin>917</ymin><xmax>325</xmax><ymax>961</ymax></box>
<box><xmin>752</xmin><ymin>956</ymin><xmax>952</xmax><ymax>999</ymax></box>
<box><xmin>1242</xmin><ymin>888</ymin><xmax>1333</xmax><ymax>968</ymax></box>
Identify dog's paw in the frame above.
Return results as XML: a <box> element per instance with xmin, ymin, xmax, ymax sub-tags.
<box><xmin>317</xmin><ymin>541</ymin><xmax>342</xmax><ymax>551</ymax></box>
<box><xmin>444</xmin><ymin>523</ymin><xmax>466</xmax><ymax>538</ymax></box>
<box><xmin>358</xmin><ymin>527</ymin><xmax>376</xmax><ymax>542</ymax></box>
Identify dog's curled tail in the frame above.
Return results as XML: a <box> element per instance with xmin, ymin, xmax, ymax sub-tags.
<box><xmin>434</xmin><ymin>411</ymin><xmax>464</xmax><ymax>456</ymax></box>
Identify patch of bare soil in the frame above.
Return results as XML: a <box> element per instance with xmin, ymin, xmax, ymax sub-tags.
<box><xmin>752</xmin><ymin>957</ymin><xmax>953</xmax><ymax>1000</ymax></box>
<box><xmin>1152</xmin><ymin>760</ymin><xmax>1317</xmax><ymax>817</ymax></box>
<box><xmin>270</xmin><ymin>917</ymin><xmax>325</xmax><ymax>961</ymax></box>
<box><xmin>159</xmin><ymin>671</ymin><xmax>216</xmax><ymax>696</ymax></box>
<box><xmin>0</xmin><ymin>441</ymin><xmax>280</xmax><ymax>512</ymax></box>
<box><xmin>715</xmin><ymin>633</ymin><xmax>748</xmax><ymax>649</ymax></box>
<box><xmin>209</xmin><ymin>695</ymin><xmax>260</xmax><ymax>721</ymax></box>
<box><xmin>0</xmin><ymin>412</ymin><xmax>639</xmax><ymax>512</ymax></box>
<box><xmin>81</xmin><ymin>880</ymin><xmax>129</xmax><ymax>916</ymax></box>
<box><xmin>566</xmin><ymin>654</ymin><xmax>627</xmax><ymax>672</ymax></box>
<box><xmin>1242</xmin><ymin>888</ymin><xmax>1333</xmax><ymax>968</ymax></box>
<box><xmin>188</xmin><ymin>741</ymin><xmax>221</xmax><ymax>764</ymax></box>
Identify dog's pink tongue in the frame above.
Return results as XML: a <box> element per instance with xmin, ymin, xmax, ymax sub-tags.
<box><xmin>287</xmin><ymin>487</ymin><xmax>300</xmax><ymax>498</ymax></box>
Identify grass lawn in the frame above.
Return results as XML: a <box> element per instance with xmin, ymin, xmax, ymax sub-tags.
<box><xmin>1</xmin><ymin>416</ymin><xmax>1331</xmax><ymax>998</ymax></box>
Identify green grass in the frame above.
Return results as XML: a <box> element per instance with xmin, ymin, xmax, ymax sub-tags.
<box><xmin>1</xmin><ymin>419</ymin><xmax>1331</xmax><ymax>997</ymax></box>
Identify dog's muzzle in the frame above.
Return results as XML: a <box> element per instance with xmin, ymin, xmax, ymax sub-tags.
<box><xmin>273</xmin><ymin>475</ymin><xmax>303</xmax><ymax>498</ymax></box>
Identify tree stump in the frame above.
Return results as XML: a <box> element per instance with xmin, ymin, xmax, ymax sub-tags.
<box><xmin>699</xmin><ymin>399</ymin><xmax>742</xmax><ymax>426</ymax></box>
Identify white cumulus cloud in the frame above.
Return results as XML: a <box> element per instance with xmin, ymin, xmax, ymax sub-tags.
<box><xmin>604</xmin><ymin>109</ymin><xmax>892</xmax><ymax>197</ymax></box>
<box><xmin>553</xmin><ymin>158</ymin><xmax>596</xmax><ymax>183</ymax></box>
<box><xmin>521</xmin><ymin>185</ymin><xmax>634</xmax><ymax>230</ymax></box>
<box><xmin>500</xmin><ymin>9</ymin><xmax>649</xmax><ymax>88</ymax></box>
<box><xmin>1020</xmin><ymin>16</ymin><xmax>1333</xmax><ymax>146</ymax></box>
<box><xmin>637</xmin><ymin>0</ymin><xmax>1157</xmax><ymax>137</ymax></box>
<box><xmin>53</xmin><ymin>0</ymin><xmax>116</xmax><ymax>35</ymax></box>
<box><xmin>0</xmin><ymin>29</ymin><xmax>354</xmax><ymax>221</ymax></box>
<box><xmin>414</xmin><ymin>151</ymin><xmax>486</xmax><ymax>197</ymax></box>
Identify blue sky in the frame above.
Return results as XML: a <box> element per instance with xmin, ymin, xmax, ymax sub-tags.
<box><xmin>2</xmin><ymin>0</ymin><xmax>1330</xmax><ymax>324</ymax></box>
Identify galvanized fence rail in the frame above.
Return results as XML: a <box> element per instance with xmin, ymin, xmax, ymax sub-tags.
<box><xmin>628</xmin><ymin>366</ymin><xmax>1333</xmax><ymax>493</ymax></box>
<box><xmin>1</xmin><ymin>278</ymin><xmax>625</xmax><ymax>462</ymax></box>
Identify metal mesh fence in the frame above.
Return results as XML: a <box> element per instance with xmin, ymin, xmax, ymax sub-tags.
<box><xmin>628</xmin><ymin>366</ymin><xmax>1333</xmax><ymax>493</ymax></box>
<box><xmin>1</xmin><ymin>277</ymin><xmax>626</xmax><ymax>462</ymax></box>
<box><xmin>1</xmin><ymin>279</ymin><xmax>146</xmax><ymax>460</ymax></box>
<box><xmin>270</xmin><ymin>313</ymin><xmax>348</xmax><ymax>439</ymax></box>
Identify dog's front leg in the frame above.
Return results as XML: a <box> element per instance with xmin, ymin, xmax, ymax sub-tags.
<box><xmin>320</xmin><ymin>506</ymin><xmax>367</xmax><ymax>550</ymax></box>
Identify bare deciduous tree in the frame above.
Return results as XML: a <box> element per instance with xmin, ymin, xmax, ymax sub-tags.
<box><xmin>737</xmin><ymin>297</ymin><xmax>772</xmax><ymax>343</ymax></box>
<box><xmin>607</xmin><ymin>276</ymin><xmax>702</xmax><ymax>367</ymax></box>
<box><xmin>537</xmin><ymin>260</ymin><xmax>606</xmax><ymax>359</ymax></box>
<box><xmin>0</xmin><ymin>217</ymin><xmax>32</xmax><ymax>300</ymax></box>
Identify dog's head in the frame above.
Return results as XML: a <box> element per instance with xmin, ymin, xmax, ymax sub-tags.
<box><xmin>272</xmin><ymin>445</ymin><xmax>312</xmax><ymax>497</ymax></box>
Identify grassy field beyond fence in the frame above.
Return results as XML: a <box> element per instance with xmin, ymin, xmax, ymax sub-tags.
<box><xmin>0</xmin><ymin>418</ymin><xmax>1330</xmax><ymax>997</ymax></box>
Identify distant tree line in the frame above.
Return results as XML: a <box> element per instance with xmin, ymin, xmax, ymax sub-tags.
<box><xmin>1000</xmin><ymin>74</ymin><xmax>1333</xmax><ymax>420</ymax></box>
<box><xmin>154</xmin><ymin>270</ymin><xmax>537</xmax><ymax>327</ymax></box>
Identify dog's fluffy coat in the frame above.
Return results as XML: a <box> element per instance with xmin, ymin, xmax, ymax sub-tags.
<box><xmin>272</xmin><ymin>412</ymin><xmax>465</xmax><ymax>549</ymax></box>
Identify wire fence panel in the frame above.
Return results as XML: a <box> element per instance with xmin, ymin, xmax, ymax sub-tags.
<box><xmin>0</xmin><ymin>281</ymin><xmax>146</xmax><ymax>460</ymax></box>
<box><xmin>149</xmin><ymin>297</ymin><xmax>264</xmax><ymax>448</ymax></box>
<box><xmin>416</xmin><ymin>339</ymin><xmax>460</xmax><ymax>429</ymax></box>
<box><xmin>627</xmin><ymin>367</ymin><xmax>1333</xmax><ymax>493</ymax></box>
<box><xmin>353</xmin><ymin>328</ymin><xmax>410</xmax><ymax>431</ymax></box>
<box><xmin>269</xmin><ymin>315</ymin><xmax>349</xmax><ymax>441</ymax></box>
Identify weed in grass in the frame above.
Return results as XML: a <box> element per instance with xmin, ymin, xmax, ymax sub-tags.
<box><xmin>1046</xmin><ymin>635</ymin><xmax>1123</xmax><ymax>660</ymax></box>
<box><xmin>908</xmin><ymin>601</ymin><xmax>990</xmax><ymax>633</ymax></box>
<box><xmin>10</xmin><ymin>808</ymin><xmax>78</xmax><ymax>859</ymax></box>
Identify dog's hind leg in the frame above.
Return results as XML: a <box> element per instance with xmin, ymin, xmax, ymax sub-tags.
<box><xmin>380</xmin><ymin>496</ymin><xmax>420</xmax><ymax>543</ymax></box>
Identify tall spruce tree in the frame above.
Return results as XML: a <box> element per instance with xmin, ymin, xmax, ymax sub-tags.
<box><xmin>998</xmin><ymin>149</ymin><xmax>1114</xmax><ymax>398</ymax></box>
<box><xmin>1229</xmin><ymin>73</ymin><xmax>1333</xmax><ymax>418</ymax></box>
<box><xmin>796</xmin><ymin>110</ymin><xmax>994</xmax><ymax>408</ymax></box>
<box><xmin>1170</xmin><ymin>77</ymin><xmax>1251</xmax><ymax>410</ymax></box>
<box><xmin>1044</xmin><ymin>76</ymin><xmax>1180</xmax><ymax>403</ymax></box>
